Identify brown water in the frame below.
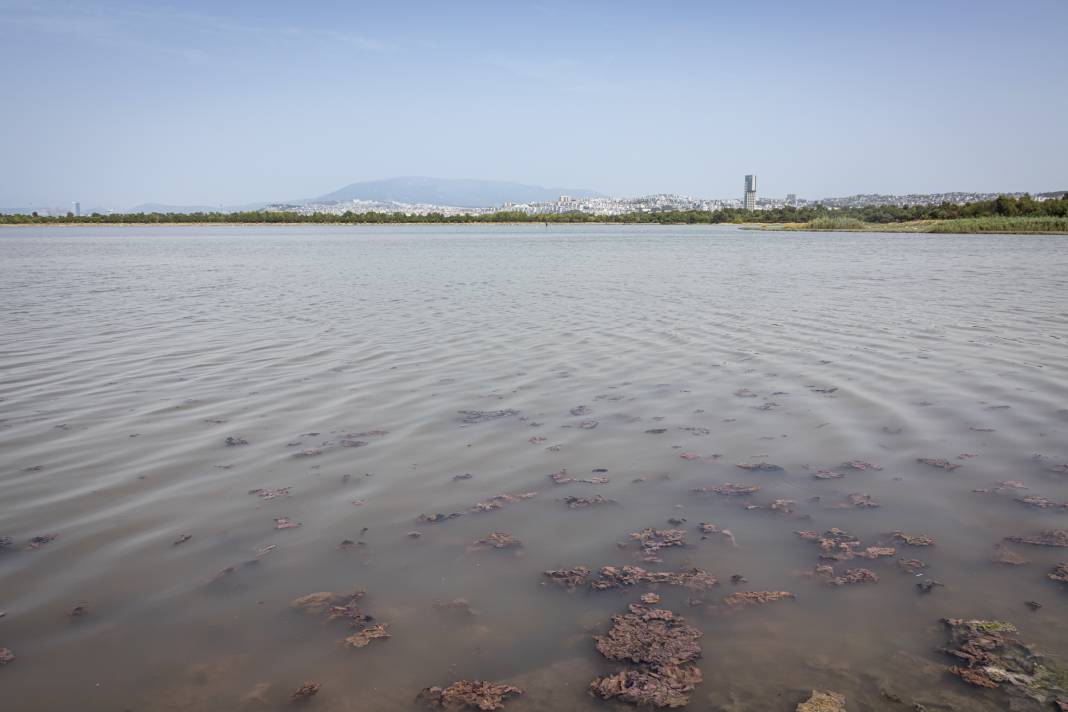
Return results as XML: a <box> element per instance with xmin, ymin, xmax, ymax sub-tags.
<box><xmin>1</xmin><ymin>224</ymin><xmax>1067</xmax><ymax>711</ymax></box>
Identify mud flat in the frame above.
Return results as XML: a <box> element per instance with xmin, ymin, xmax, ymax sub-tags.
<box><xmin>0</xmin><ymin>224</ymin><xmax>1066</xmax><ymax>710</ymax></box>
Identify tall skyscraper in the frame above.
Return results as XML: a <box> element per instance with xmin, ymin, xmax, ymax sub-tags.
<box><xmin>74</xmin><ymin>202</ymin><xmax>81</xmax><ymax>217</ymax></box>
<box><xmin>743</xmin><ymin>175</ymin><xmax>757</xmax><ymax>211</ymax></box>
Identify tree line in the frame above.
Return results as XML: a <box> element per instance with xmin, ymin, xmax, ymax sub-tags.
<box><xmin>2</xmin><ymin>194</ymin><xmax>1066</xmax><ymax>226</ymax></box>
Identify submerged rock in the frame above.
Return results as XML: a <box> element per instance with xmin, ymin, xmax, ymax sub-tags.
<box><xmin>736</xmin><ymin>462</ymin><xmax>784</xmax><ymax>472</ymax></box>
<box><xmin>797</xmin><ymin>528</ymin><xmax>887</xmax><ymax>562</ymax></box>
<box><xmin>771</xmin><ymin>498</ymin><xmax>796</xmax><ymax>514</ymax></box>
<box><xmin>898</xmin><ymin>558</ymin><xmax>928</xmax><ymax>573</ymax></box>
<box><xmin>590</xmin><ymin>664</ymin><xmax>702</xmax><ymax>709</ymax></box>
<box><xmin>561</xmin><ymin>494</ymin><xmax>613</xmax><ymax>509</ymax></box>
<box><xmin>693</xmin><ymin>483</ymin><xmax>760</xmax><ymax>496</ymax></box>
<box><xmin>25</xmin><ymin>533</ymin><xmax>58</xmax><ymax>550</ymax></box>
<box><xmin>993</xmin><ymin>544</ymin><xmax>1030</xmax><ymax>566</ymax></box>
<box><xmin>1049</xmin><ymin>563</ymin><xmax>1068</xmax><ymax>585</ymax></box>
<box><xmin>591</xmin><ymin>603</ymin><xmax>703</xmax><ymax>708</ymax></box>
<box><xmin>469</xmin><ymin>492</ymin><xmax>537</xmax><ymax>514</ymax></box>
<box><xmin>697</xmin><ymin>523</ymin><xmax>737</xmax><ymax>546</ymax></box>
<box><xmin>418</xmin><ymin>680</ymin><xmax>522</xmax><ymax>710</ymax></box>
<box><xmin>0</xmin><ymin>648</ymin><xmax>13</xmax><ymax>665</ymax></box>
<box><xmin>1015</xmin><ymin>495</ymin><xmax>1067</xmax><ymax>510</ymax></box>
<box><xmin>1005</xmin><ymin>529</ymin><xmax>1068</xmax><ymax>547</ymax></box>
<box><xmin>595</xmin><ymin>566</ymin><xmax>718</xmax><ymax>592</ymax></box>
<box><xmin>917</xmin><ymin>458</ymin><xmax>962</xmax><ymax>471</ymax></box>
<box><xmin>796</xmin><ymin>689</ymin><xmax>846</xmax><ymax>712</ymax></box>
<box><xmin>434</xmin><ymin>598</ymin><xmax>478</xmax><ymax>617</ymax></box>
<box><xmin>473</xmin><ymin>532</ymin><xmax>522</xmax><ymax>549</ymax></box>
<box><xmin>543</xmin><ymin>566</ymin><xmax>591</xmax><ymax>589</ymax></box>
<box><xmin>630</xmin><ymin>528</ymin><xmax>686</xmax><ymax>561</ymax></box>
<box><xmin>843</xmin><ymin>493</ymin><xmax>879</xmax><ymax>509</ymax></box>
<box><xmin>842</xmin><ymin>460</ymin><xmax>881</xmax><ymax>471</ymax></box>
<box><xmin>457</xmin><ymin>410</ymin><xmax>520</xmax><ymax>424</ymax></box>
<box><xmin>818</xmin><ymin>567</ymin><xmax>879</xmax><ymax>586</ymax></box>
<box><xmin>544</xmin><ymin>565</ymin><xmax>718</xmax><ymax>592</ymax></box>
<box><xmin>812</xmin><ymin>470</ymin><xmax>845</xmax><ymax>480</ymax></box>
<box><xmin>722</xmin><ymin>591</ymin><xmax>796</xmax><ymax>607</ymax></box>
<box><xmin>889</xmin><ymin>531</ymin><xmax>935</xmax><ymax>547</ymax></box>
<box><xmin>291</xmin><ymin>591</ymin><xmax>347</xmax><ymax>615</ymax></box>
<box><xmin>291</xmin><ymin>589</ymin><xmax>386</xmax><ymax>650</ymax></box>
<box><xmin>595</xmin><ymin>604</ymin><xmax>702</xmax><ymax>667</ymax></box>
<box><xmin>916</xmin><ymin>580</ymin><xmax>944</xmax><ymax>594</ymax></box>
<box><xmin>941</xmin><ymin>618</ymin><xmax>1068</xmax><ymax>707</ymax></box>
<box><xmin>249</xmin><ymin>487</ymin><xmax>290</xmax><ymax>500</ymax></box>
<box><xmin>290</xmin><ymin>681</ymin><xmax>320</xmax><ymax>701</ymax></box>
<box><xmin>418</xmin><ymin>512</ymin><xmax>465</xmax><ymax>524</ymax></box>
<box><xmin>343</xmin><ymin>624</ymin><xmax>390</xmax><ymax>648</ymax></box>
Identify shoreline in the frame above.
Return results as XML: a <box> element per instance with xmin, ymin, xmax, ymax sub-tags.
<box><xmin>740</xmin><ymin>219</ymin><xmax>1068</xmax><ymax>235</ymax></box>
<box><xmin>2</xmin><ymin>221</ymin><xmax>1066</xmax><ymax>234</ymax></box>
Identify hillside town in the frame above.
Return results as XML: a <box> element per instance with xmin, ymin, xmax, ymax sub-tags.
<box><xmin>8</xmin><ymin>184</ymin><xmax>1065</xmax><ymax>218</ymax></box>
<box><xmin>272</xmin><ymin>188</ymin><xmax>1064</xmax><ymax>218</ymax></box>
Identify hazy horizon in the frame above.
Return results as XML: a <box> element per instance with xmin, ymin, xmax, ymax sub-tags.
<box><xmin>2</xmin><ymin>0</ymin><xmax>1066</xmax><ymax>208</ymax></box>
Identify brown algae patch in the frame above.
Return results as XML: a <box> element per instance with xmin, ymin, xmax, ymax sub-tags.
<box><xmin>590</xmin><ymin>603</ymin><xmax>704</xmax><ymax>708</ymax></box>
<box><xmin>940</xmin><ymin>618</ymin><xmax>1068</xmax><ymax>707</ymax></box>
<box><xmin>796</xmin><ymin>690</ymin><xmax>846</xmax><ymax>712</ymax></box>
<box><xmin>722</xmin><ymin>591</ymin><xmax>796</xmax><ymax>608</ymax></box>
<box><xmin>418</xmin><ymin>680</ymin><xmax>522</xmax><ymax>710</ymax></box>
<box><xmin>543</xmin><ymin>565</ymin><xmax>718</xmax><ymax>592</ymax></box>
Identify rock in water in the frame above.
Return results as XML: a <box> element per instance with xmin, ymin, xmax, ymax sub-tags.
<box><xmin>418</xmin><ymin>680</ymin><xmax>522</xmax><ymax>710</ymax></box>
<box><xmin>590</xmin><ymin>603</ymin><xmax>703</xmax><ymax>707</ymax></box>
<box><xmin>941</xmin><ymin>618</ymin><xmax>1068</xmax><ymax>706</ymax></box>
<box><xmin>796</xmin><ymin>690</ymin><xmax>846</xmax><ymax>712</ymax></box>
<box><xmin>590</xmin><ymin>665</ymin><xmax>703</xmax><ymax>709</ymax></box>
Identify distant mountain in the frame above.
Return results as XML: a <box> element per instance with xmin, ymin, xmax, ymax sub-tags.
<box><xmin>127</xmin><ymin>202</ymin><xmax>268</xmax><ymax>214</ymax></box>
<box><xmin>310</xmin><ymin>176</ymin><xmax>604</xmax><ymax>208</ymax></box>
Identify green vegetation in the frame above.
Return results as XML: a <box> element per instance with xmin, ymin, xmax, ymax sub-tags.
<box><xmin>801</xmin><ymin>216</ymin><xmax>869</xmax><ymax>231</ymax></box>
<box><xmin>925</xmin><ymin>216</ymin><xmax>1068</xmax><ymax>234</ymax></box>
<box><xmin>2</xmin><ymin>194</ymin><xmax>1067</xmax><ymax>234</ymax></box>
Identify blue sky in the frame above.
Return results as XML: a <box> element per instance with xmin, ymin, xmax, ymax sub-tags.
<box><xmin>2</xmin><ymin>0</ymin><xmax>1066</xmax><ymax>209</ymax></box>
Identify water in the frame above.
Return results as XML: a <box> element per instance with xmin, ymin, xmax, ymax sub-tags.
<box><xmin>1</xmin><ymin>224</ymin><xmax>1067</xmax><ymax>711</ymax></box>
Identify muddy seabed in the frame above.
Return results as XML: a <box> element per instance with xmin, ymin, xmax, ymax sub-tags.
<box><xmin>1</xmin><ymin>224</ymin><xmax>1067</xmax><ymax>711</ymax></box>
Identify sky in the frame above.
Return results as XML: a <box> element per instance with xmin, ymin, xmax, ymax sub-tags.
<box><xmin>2</xmin><ymin>0</ymin><xmax>1067</xmax><ymax>209</ymax></box>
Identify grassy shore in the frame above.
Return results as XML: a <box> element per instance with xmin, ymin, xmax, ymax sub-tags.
<box><xmin>742</xmin><ymin>216</ymin><xmax>1068</xmax><ymax>234</ymax></box>
<box><xmin>4</xmin><ymin>213</ymin><xmax>1066</xmax><ymax>234</ymax></box>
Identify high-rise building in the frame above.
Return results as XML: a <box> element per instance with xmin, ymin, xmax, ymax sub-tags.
<box><xmin>74</xmin><ymin>202</ymin><xmax>81</xmax><ymax>216</ymax></box>
<box><xmin>743</xmin><ymin>175</ymin><xmax>757</xmax><ymax>210</ymax></box>
<box><xmin>786</xmin><ymin>193</ymin><xmax>797</xmax><ymax>207</ymax></box>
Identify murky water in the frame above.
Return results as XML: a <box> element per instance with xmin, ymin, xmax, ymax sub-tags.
<box><xmin>1</xmin><ymin>224</ymin><xmax>1067</xmax><ymax>711</ymax></box>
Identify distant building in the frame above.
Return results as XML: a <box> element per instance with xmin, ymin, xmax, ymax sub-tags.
<box><xmin>74</xmin><ymin>202</ymin><xmax>81</xmax><ymax>216</ymax></box>
<box><xmin>743</xmin><ymin>175</ymin><xmax>757</xmax><ymax>210</ymax></box>
<box><xmin>786</xmin><ymin>193</ymin><xmax>797</xmax><ymax>207</ymax></box>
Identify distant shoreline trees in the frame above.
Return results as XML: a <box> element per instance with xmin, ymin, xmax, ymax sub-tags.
<box><xmin>2</xmin><ymin>195</ymin><xmax>1066</xmax><ymax>226</ymax></box>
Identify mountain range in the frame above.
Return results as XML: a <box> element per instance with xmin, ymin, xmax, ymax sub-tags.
<box><xmin>118</xmin><ymin>177</ymin><xmax>604</xmax><ymax>213</ymax></box>
<box><xmin>304</xmin><ymin>176</ymin><xmax>603</xmax><ymax>208</ymax></box>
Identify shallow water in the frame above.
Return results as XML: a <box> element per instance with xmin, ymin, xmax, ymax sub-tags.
<box><xmin>1</xmin><ymin>224</ymin><xmax>1067</xmax><ymax>711</ymax></box>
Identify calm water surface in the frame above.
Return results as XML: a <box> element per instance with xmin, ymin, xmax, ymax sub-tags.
<box><xmin>1</xmin><ymin>224</ymin><xmax>1067</xmax><ymax>711</ymax></box>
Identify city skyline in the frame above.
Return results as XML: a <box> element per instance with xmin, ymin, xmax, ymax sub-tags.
<box><xmin>2</xmin><ymin>1</ymin><xmax>1067</xmax><ymax>207</ymax></box>
<box><xmin>11</xmin><ymin>176</ymin><xmax>1062</xmax><ymax>218</ymax></box>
